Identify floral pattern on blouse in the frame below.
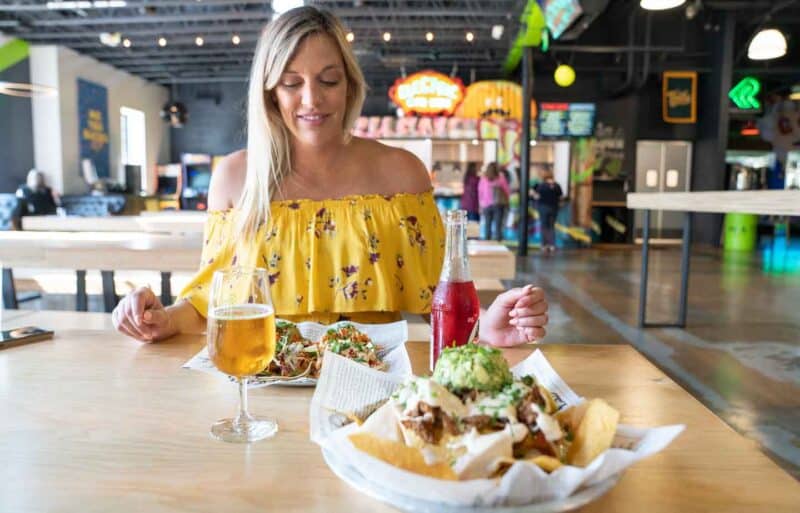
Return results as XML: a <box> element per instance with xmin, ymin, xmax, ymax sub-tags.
<box><xmin>178</xmin><ymin>191</ymin><xmax>445</xmax><ymax>323</ymax></box>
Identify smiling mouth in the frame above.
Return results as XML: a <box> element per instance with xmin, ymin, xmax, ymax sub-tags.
<box><xmin>297</xmin><ymin>113</ymin><xmax>329</xmax><ymax>122</ymax></box>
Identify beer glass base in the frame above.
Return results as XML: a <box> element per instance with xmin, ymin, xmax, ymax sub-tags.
<box><xmin>210</xmin><ymin>417</ymin><xmax>278</xmax><ymax>443</ymax></box>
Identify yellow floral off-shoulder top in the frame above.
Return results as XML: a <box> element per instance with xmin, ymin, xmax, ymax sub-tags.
<box><xmin>177</xmin><ymin>190</ymin><xmax>445</xmax><ymax>324</ymax></box>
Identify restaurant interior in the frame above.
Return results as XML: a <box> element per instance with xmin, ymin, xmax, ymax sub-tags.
<box><xmin>0</xmin><ymin>0</ymin><xmax>799</xmax><ymax>511</ymax></box>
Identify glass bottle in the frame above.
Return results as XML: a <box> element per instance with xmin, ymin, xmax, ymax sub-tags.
<box><xmin>430</xmin><ymin>209</ymin><xmax>480</xmax><ymax>371</ymax></box>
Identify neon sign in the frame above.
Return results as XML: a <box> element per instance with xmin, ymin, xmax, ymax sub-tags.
<box><xmin>389</xmin><ymin>70</ymin><xmax>465</xmax><ymax>116</ymax></box>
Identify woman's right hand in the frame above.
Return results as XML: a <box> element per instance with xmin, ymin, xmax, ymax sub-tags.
<box><xmin>112</xmin><ymin>286</ymin><xmax>177</xmax><ymax>342</ymax></box>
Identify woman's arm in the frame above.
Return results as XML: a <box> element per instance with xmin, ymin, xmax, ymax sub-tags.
<box><xmin>165</xmin><ymin>299</ymin><xmax>207</xmax><ymax>335</ymax></box>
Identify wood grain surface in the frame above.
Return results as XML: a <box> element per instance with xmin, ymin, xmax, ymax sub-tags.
<box><xmin>627</xmin><ymin>190</ymin><xmax>800</xmax><ymax>215</ymax></box>
<box><xmin>1</xmin><ymin>310</ymin><xmax>797</xmax><ymax>513</ymax></box>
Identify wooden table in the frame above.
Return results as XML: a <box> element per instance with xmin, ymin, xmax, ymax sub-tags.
<box><xmin>21</xmin><ymin>214</ymin><xmax>207</xmax><ymax>234</ymax></box>
<box><xmin>626</xmin><ymin>190</ymin><xmax>800</xmax><ymax>328</ymax></box>
<box><xmin>0</xmin><ymin>233</ymin><xmax>514</xmax><ymax>311</ymax></box>
<box><xmin>1</xmin><ymin>310</ymin><xmax>797</xmax><ymax>513</ymax></box>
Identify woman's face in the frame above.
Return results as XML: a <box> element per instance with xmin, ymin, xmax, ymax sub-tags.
<box><xmin>273</xmin><ymin>33</ymin><xmax>348</xmax><ymax>148</ymax></box>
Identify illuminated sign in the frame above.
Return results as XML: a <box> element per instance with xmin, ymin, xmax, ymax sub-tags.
<box><xmin>729</xmin><ymin>76</ymin><xmax>761</xmax><ymax>110</ymax></box>
<box><xmin>389</xmin><ymin>70</ymin><xmax>465</xmax><ymax>116</ymax></box>
<box><xmin>662</xmin><ymin>71</ymin><xmax>697</xmax><ymax>124</ymax></box>
<box><xmin>455</xmin><ymin>80</ymin><xmax>537</xmax><ymax>121</ymax></box>
<box><xmin>544</xmin><ymin>0</ymin><xmax>583</xmax><ymax>40</ymax></box>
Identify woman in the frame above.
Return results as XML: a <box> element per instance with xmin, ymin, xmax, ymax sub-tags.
<box><xmin>16</xmin><ymin>169</ymin><xmax>59</xmax><ymax>216</ymax></box>
<box><xmin>112</xmin><ymin>6</ymin><xmax>547</xmax><ymax>347</ymax></box>
<box><xmin>533</xmin><ymin>169</ymin><xmax>563</xmax><ymax>253</ymax></box>
<box><xmin>478</xmin><ymin>162</ymin><xmax>510</xmax><ymax>241</ymax></box>
<box><xmin>460</xmin><ymin>162</ymin><xmax>480</xmax><ymax>222</ymax></box>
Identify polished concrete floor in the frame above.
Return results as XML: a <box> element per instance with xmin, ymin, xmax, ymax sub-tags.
<box><xmin>8</xmin><ymin>246</ymin><xmax>800</xmax><ymax>479</ymax></box>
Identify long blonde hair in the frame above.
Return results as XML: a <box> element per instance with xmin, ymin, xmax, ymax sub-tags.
<box><xmin>237</xmin><ymin>6</ymin><xmax>367</xmax><ymax>236</ymax></box>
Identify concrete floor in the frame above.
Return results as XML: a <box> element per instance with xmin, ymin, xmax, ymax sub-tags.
<box><xmin>7</xmin><ymin>246</ymin><xmax>800</xmax><ymax>479</ymax></box>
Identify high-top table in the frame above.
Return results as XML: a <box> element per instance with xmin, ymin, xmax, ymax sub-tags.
<box><xmin>626</xmin><ymin>190</ymin><xmax>800</xmax><ymax>328</ymax></box>
<box><xmin>1</xmin><ymin>309</ymin><xmax>798</xmax><ymax>513</ymax></box>
<box><xmin>0</xmin><ymin>232</ymin><xmax>514</xmax><ymax>311</ymax></box>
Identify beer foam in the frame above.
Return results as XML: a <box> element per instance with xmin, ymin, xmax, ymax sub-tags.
<box><xmin>209</xmin><ymin>304</ymin><xmax>274</xmax><ymax>320</ymax></box>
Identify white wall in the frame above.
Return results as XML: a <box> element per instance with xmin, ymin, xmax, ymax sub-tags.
<box><xmin>29</xmin><ymin>46</ymin><xmax>64</xmax><ymax>194</ymax></box>
<box><xmin>30</xmin><ymin>45</ymin><xmax>170</xmax><ymax>194</ymax></box>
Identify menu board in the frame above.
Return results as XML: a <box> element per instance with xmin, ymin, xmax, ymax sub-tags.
<box><xmin>538</xmin><ymin>102</ymin><xmax>595</xmax><ymax>137</ymax></box>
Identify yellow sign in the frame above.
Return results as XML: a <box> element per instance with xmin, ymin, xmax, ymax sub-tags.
<box><xmin>455</xmin><ymin>80</ymin><xmax>537</xmax><ymax>121</ymax></box>
<box><xmin>389</xmin><ymin>70</ymin><xmax>465</xmax><ymax>116</ymax></box>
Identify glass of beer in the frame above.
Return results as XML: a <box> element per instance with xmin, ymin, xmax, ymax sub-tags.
<box><xmin>207</xmin><ymin>267</ymin><xmax>277</xmax><ymax>443</ymax></box>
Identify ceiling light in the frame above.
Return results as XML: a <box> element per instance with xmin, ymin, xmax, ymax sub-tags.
<box><xmin>232</xmin><ymin>34</ymin><xmax>241</xmax><ymax>45</ymax></box>
<box><xmin>465</xmin><ymin>31</ymin><xmax>474</xmax><ymax>43</ymax></box>
<box><xmin>122</xmin><ymin>38</ymin><xmax>131</xmax><ymax>48</ymax></box>
<box><xmin>383</xmin><ymin>32</ymin><xmax>391</xmax><ymax>42</ymax></box>
<box><xmin>491</xmin><ymin>25</ymin><xmax>504</xmax><ymax>40</ymax></box>
<box><xmin>195</xmin><ymin>36</ymin><xmax>204</xmax><ymax>46</ymax></box>
<box><xmin>158</xmin><ymin>37</ymin><xmax>167</xmax><ymax>47</ymax></box>
<box><xmin>640</xmin><ymin>0</ymin><xmax>686</xmax><ymax>10</ymax></box>
<box><xmin>271</xmin><ymin>0</ymin><xmax>304</xmax><ymax>15</ymax></box>
<box><xmin>346</xmin><ymin>32</ymin><xmax>354</xmax><ymax>43</ymax></box>
<box><xmin>99</xmin><ymin>32</ymin><xmax>121</xmax><ymax>47</ymax></box>
<box><xmin>747</xmin><ymin>28</ymin><xmax>787</xmax><ymax>60</ymax></box>
<box><xmin>425</xmin><ymin>31</ymin><xmax>434</xmax><ymax>42</ymax></box>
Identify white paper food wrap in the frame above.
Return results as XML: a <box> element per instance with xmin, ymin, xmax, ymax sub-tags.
<box><xmin>183</xmin><ymin>320</ymin><xmax>412</xmax><ymax>387</ymax></box>
<box><xmin>310</xmin><ymin>349</ymin><xmax>685</xmax><ymax>507</ymax></box>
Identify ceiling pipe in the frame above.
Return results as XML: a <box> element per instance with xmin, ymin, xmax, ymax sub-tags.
<box><xmin>607</xmin><ymin>10</ymin><xmax>637</xmax><ymax>98</ymax></box>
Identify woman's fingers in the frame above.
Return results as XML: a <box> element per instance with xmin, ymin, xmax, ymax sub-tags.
<box><xmin>510</xmin><ymin>314</ymin><xmax>548</xmax><ymax>328</ymax></box>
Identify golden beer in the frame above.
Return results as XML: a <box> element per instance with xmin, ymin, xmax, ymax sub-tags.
<box><xmin>207</xmin><ymin>304</ymin><xmax>276</xmax><ymax>377</ymax></box>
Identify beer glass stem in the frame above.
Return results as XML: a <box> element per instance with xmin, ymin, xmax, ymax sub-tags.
<box><xmin>235</xmin><ymin>377</ymin><xmax>252</xmax><ymax>428</ymax></box>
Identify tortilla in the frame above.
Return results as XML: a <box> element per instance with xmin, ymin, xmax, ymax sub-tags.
<box><xmin>557</xmin><ymin>398</ymin><xmax>619</xmax><ymax>467</ymax></box>
<box><xmin>348</xmin><ymin>432</ymin><xmax>458</xmax><ymax>480</ymax></box>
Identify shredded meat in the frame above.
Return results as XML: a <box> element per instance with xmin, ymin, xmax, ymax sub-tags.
<box><xmin>513</xmin><ymin>429</ymin><xmax>556</xmax><ymax>458</ymax></box>
<box><xmin>401</xmin><ymin>402</ymin><xmax>458</xmax><ymax>444</ymax></box>
<box><xmin>461</xmin><ymin>414</ymin><xmax>506</xmax><ymax>433</ymax></box>
<box><xmin>455</xmin><ymin>389</ymin><xmax>479</xmax><ymax>402</ymax></box>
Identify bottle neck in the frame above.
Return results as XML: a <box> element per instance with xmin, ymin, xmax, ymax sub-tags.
<box><xmin>441</xmin><ymin>218</ymin><xmax>471</xmax><ymax>282</ymax></box>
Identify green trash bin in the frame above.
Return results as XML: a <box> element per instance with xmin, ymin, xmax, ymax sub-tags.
<box><xmin>723</xmin><ymin>213</ymin><xmax>758</xmax><ymax>251</ymax></box>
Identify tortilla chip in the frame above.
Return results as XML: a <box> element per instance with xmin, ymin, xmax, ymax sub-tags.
<box><xmin>557</xmin><ymin>399</ymin><xmax>619</xmax><ymax>467</ymax></box>
<box><xmin>348</xmin><ymin>432</ymin><xmax>457</xmax><ymax>480</ymax></box>
<box><xmin>529</xmin><ymin>455</ymin><xmax>562</xmax><ymax>473</ymax></box>
<box><xmin>358</xmin><ymin>402</ymin><xmax>402</xmax><ymax>442</ymax></box>
<box><xmin>450</xmin><ymin>428</ymin><xmax>513</xmax><ymax>480</ymax></box>
<box><xmin>537</xmin><ymin>385</ymin><xmax>558</xmax><ymax>415</ymax></box>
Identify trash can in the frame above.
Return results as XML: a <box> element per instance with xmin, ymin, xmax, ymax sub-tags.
<box><xmin>723</xmin><ymin>213</ymin><xmax>758</xmax><ymax>251</ymax></box>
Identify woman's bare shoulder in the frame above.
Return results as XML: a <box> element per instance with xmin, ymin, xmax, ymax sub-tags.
<box><xmin>351</xmin><ymin>137</ymin><xmax>432</xmax><ymax>195</ymax></box>
<box><xmin>208</xmin><ymin>149</ymin><xmax>247</xmax><ymax>210</ymax></box>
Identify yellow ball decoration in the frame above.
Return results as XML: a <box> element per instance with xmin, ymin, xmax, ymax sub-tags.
<box><xmin>554</xmin><ymin>64</ymin><xmax>576</xmax><ymax>87</ymax></box>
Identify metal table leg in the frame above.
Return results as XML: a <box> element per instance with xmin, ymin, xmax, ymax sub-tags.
<box><xmin>638</xmin><ymin>210</ymin><xmax>650</xmax><ymax>327</ymax></box>
<box><xmin>76</xmin><ymin>270</ymin><xmax>88</xmax><ymax>312</ymax></box>
<box><xmin>160</xmin><ymin>272</ymin><xmax>172</xmax><ymax>307</ymax></box>
<box><xmin>101</xmin><ymin>271</ymin><xmax>118</xmax><ymax>313</ymax></box>
<box><xmin>2</xmin><ymin>268</ymin><xmax>18</xmax><ymax>309</ymax></box>
<box><xmin>639</xmin><ymin>210</ymin><xmax>692</xmax><ymax>328</ymax></box>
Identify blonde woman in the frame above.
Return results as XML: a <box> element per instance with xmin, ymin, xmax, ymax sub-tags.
<box><xmin>112</xmin><ymin>6</ymin><xmax>548</xmax><ymax>347</ymax></box>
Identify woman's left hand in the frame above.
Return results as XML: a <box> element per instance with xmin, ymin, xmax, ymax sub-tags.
<box><xmin>479</xmin><ymin>285</ymin><xmax>548</xmax><ymax>347</ymax></box>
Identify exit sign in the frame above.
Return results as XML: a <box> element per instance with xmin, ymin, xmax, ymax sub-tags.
<box><xmin>729</xmin><ymin>77</ymin><xmax>761</xmax><ymax>110</ymax></box>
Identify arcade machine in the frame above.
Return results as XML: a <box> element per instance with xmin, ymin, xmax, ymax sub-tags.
<box><xmin>180</xmin><ymin>153</ymin><xmax>212</xmax><ymax>211</ymax></box>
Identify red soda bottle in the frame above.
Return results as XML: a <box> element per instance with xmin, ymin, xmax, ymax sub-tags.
<box><xmin>430</xmin><ymin>209</ymin><xmax>480</xmax><ymax>371</ymax></box>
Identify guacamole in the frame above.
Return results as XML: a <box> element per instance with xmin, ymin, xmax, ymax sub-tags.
<box><xmin>432</xmin><ymin>344</ymin><xmax>513</xmax><ymax>394</ymax></box>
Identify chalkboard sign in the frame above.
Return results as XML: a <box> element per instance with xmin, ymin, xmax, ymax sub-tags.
<box><xmin>662</xmin><ymin>71</ymin><xmax>697</xmax><ymax>124</ymax></box>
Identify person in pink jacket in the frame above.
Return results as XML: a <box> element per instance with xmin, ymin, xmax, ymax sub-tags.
<box><xmin>478</xmin><ymin>162</ymin><xmax>510</xmax><ymax>241</ymax></box>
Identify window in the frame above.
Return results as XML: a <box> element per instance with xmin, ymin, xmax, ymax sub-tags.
<box><xmin>120</xmin><ymin>106</ymin><xmax>146</xmax><ymax>167</ymax></box>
